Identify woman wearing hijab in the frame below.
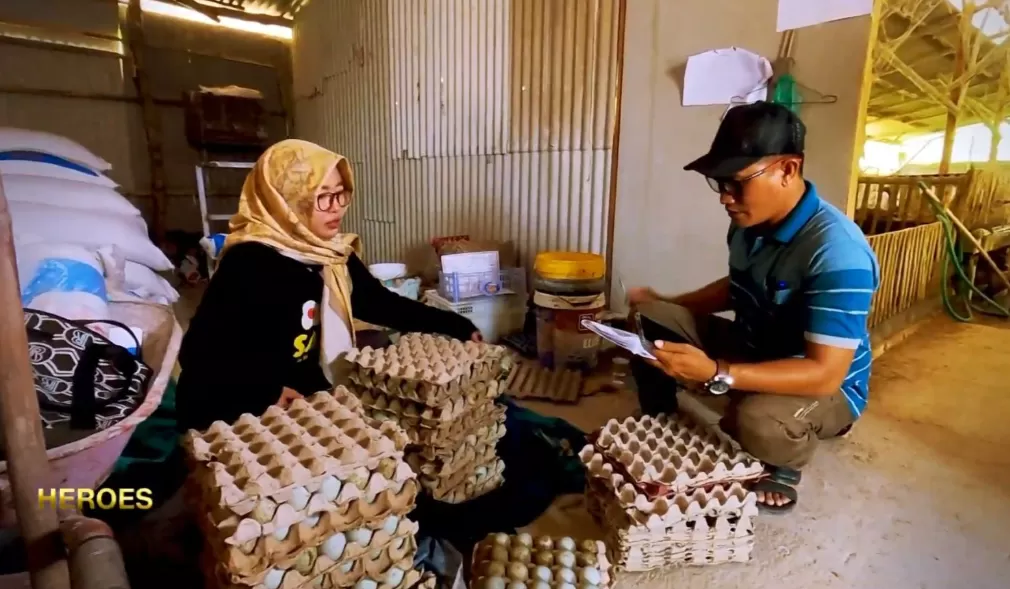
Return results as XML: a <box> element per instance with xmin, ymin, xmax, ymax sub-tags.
<box><xmin>176</xmin><ymin>140</ymin><xmax>479</xmax><ymax>431</ymax></box>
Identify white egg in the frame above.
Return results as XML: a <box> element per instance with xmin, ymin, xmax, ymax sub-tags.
<box><xmin>493</xmin><ymin>533</ymin><xmax>511</xmax><ymax>546</ymax></box>
<box><xmin>579</xmin><ymin>567</ymin><xmax>602</xmax><ymax>585</ymax></box>
<box><xmin>303</xmin><ymin>514</ymin><xmax>321</xmax><ymax>527</ymax></box>
<box><xmin>556</xmin><ymin>568</ymin><xmax>576</xmax><ymax>584</ymax></box>
<box><xmin>354</xmin><ymin>579</ymin><xmax>377</xmax><ymax>589</ymax></box>
<box><xmin>320</xmin><ymin>476</ymin><xmax>342</xmax><ymax>501</ymax></box>
<box><xmin>287</xmin><ymin>486</ymin><xmax>310</xmax><ymax>510</ymax></box>
<box><xmin>321</xmin><ymin>533</ymin><xmax>347</xmax><ymax>560</ymax></box>
<box><xmin>339</xmin><ymin>561</ymin><xmax>354</xmax><ymax>573</ymax></box>
<box><xmin>532</xmin><ymin>582</ymin><xmax>551</xmax><ymax>589</ymax></box>
<box><xmin>533</xmin><ymin>566</ymin><xmax>552</xmax><ymax>582</ymax></box>
<box><xmin>483</xmin><ymin>576</ymin><xmax>507</xmax><ymax>589</ymax></box>
<box><xmin>348</xmin><ymin>528</ymin><xmax>373</xmax><ymax>545</ymax></box>
<box><xmin>385</xmin><ymin>567</ymin><xmax>405</xmax><ymax>586</ymax></box>
<box><xmin>506</xmin><ymin>583</ymin><xmax>527</xmax><ymax>589</ymax></box>
<box><xmin>382</xmin><ymin>515</ymin><xmax>400</xmax><ymax>534</ymax></box>
<box><xmin>558</xmin><ymin>537</ymin><xmax>576</xmax><ymax>551</ymax></box>
<box><xmin>515</xmin><ymin>533</ymin><xmax>534</xmax><ymax>547</ymax></box>
<box><xmin>560</xmin><ymin>583</ymin><xmax>577</xmax><ymax>589</ymax></box>
<box><xmin>263</xmin><ymin>568</ymin><xmax>284</xmax><ymax>589</ymax></box>
<box><xmin>271</xmin><ymin>525</ymin><xmax>290</xmax><ymax>541</ymax></box>
<box><xmin>555</xmin><ymin>551</ymin><xmax>576</xmax><ymax>569</ymax></box>
<box><xmin>580</xmin><ymin>584</ymin><xmax>599</xmax><ymax>589</ymax></box>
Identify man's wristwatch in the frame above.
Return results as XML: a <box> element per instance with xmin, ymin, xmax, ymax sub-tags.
<box><xmin>705</xmin><ymin>360</ymin><xmax>734</xmax><ymax>395</ymax></box>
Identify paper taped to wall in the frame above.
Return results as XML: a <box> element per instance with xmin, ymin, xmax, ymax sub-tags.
<box><xmin>682</xmin><ymin>48</ymin><xmax>772</xmax><ymax>106</ymax></box>
<box><xmin>777</xmin><ymin>0</ymin><xmax>873</xmax><ymax>32</ymax></box>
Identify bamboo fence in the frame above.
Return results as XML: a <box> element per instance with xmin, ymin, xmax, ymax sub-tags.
<box><xmin>865</xmin><ymin>221</ymin><xmax>946</xmax><ymax>330</ymax></box>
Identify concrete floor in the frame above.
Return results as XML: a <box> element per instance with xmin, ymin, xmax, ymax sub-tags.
<box><xmin>523</xmin><ymin>316</ymin><xmax>1010</xmax><ymax>589</ymax></box>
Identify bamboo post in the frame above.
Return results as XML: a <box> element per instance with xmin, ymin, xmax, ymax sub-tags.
<box><xmin>939</xmin><ymin>2</ymin><xmax>975</xmax><ymax>175</ymax></box>
<box><xmin>0</xmin><ymin>178</ymin><xmax>70</xmax><ymax>588</ymax></box>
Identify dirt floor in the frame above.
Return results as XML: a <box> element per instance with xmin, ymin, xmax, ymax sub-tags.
<box><xmin>523</xmin><ymin>315</ymin><xmax>1010</xmax><ymax>589</ymax></box>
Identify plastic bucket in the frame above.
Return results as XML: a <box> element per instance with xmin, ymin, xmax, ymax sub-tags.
<box><xmin>534</xmin><ymin>291</ymin><xmax>606</xmax><ymax>370</ymax></box>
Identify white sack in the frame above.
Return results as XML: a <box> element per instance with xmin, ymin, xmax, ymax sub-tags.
<box><xmin>1</xmin><ymin>175</ymin><xmax>139</xmax><ymax>216</ymax></box>
<box><xmin>0</xmin><ymin>161</ymin><xmax>117</xmax><ymax>188</ymax></box>
<box><xmin>0</xmin><ymin>127</ymin><xmax>112</xmax><ymax>171</ymax></box>
<box><xmin>17</xmin><ymin>242</ymin><xmax>111</xmax><ymax>322</ymax></box>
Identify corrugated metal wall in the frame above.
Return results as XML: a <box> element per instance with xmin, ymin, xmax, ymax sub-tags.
<box><xmin>293</xmin><ymin>0</ymin><xmax>621</xmax><ymax>267</ymax></box>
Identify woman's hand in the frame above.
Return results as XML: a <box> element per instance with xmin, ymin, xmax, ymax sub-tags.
<box><xmin>470</xmin><ymin>331</ymin><xmax>483</xmax><ymax>342</ymax></box>
<box><xmin>277</xmin><ymin>387</ymin><xmax>304</xmax><ymax>408</ymax></box>
<box><xmin>648</xmin><ymin>341</ymin><xmax>718</xmax><ymax>383</ymax></box>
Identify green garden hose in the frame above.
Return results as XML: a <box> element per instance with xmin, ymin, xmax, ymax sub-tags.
<box><xmin>923</xmin><ymin>192</ymin><xmax>1010</xmax><ymax>322</ymax></box>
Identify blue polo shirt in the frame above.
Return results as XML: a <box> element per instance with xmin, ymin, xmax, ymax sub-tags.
<box><xmin>727</xmin><ymin>182</ymin><xmax>880</xmax><ymax>418</ymax></box>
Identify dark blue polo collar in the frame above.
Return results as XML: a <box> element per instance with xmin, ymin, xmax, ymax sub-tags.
<box><xmin>770</xmin><ymin>181</ymin><xmax>820</xmax><ymax>244</ymax></box>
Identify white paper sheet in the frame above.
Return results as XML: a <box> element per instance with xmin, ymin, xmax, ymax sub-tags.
<box><xmin>581</xmin><ymin>319</ymin><xmax>657</xmax><ymax>361</ymax></box>
<box><xmin>777</xmin><ymin>0</ymin><xmax>873</xmax><ymax>32</ymax></box>
<box><xmin>440</xmin><ymin>251</ymin><xmax>499</xmax><ymax>275</ymax></box>
<box><xmin>682</xmin><ymin>48</ymin><xmax>772</xmax><ymax>107</ymax></box>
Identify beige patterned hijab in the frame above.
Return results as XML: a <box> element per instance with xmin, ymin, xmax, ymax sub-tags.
<box><xmin>223</xmin><ymin>139</ymin><xmax>361</xmax><ymax>354</ymax></box>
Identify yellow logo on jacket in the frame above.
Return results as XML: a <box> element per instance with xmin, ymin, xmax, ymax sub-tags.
<box><xmin>294</xmin><ymin>300</ymin><xmax>320</xmax><ymax>360</ymax></box>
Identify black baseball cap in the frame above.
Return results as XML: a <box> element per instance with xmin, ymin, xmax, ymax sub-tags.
<box><xmin>684</xmin><ymin>101</ymin><xmax>805</xmax><ymax>179</ymax></box>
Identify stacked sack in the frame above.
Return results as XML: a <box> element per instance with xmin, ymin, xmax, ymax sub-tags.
<box><xmin>1</xmin><ymin>127</ymin><xmax>178</xmax><ymax>319</ymax></box>
<box><xmin>182</xmin><ymin>388</ymin><xmax>426</xmax><ymax>589</ymax></box>
<box><xmin>580</xmin><ymin>414</ymin><xmax>764</xmax><ymax>570</ymax></box>
<box><xmin>343</xmin><ymin>333</ymin><xmax>512</xmax><ymax>503</ymax></box>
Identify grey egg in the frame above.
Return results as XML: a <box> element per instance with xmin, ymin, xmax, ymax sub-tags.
<box><xmin>354</xmin><ymin>580</ymin><xmax>377</xmax><ymax>589</ymax></box>
<box><xmin>483</xmin><ymin>577</ymin><xmax>507</xmax><ymax>589</ymax></box>
<box><xmin>560</xmin><ymin>584</ymin><xmax>577</xmax><ymax>589</ymax></box>
<box><xmin>556</xmin><ymin>568</ymin><xmax>576</xmax><ymax>584</ymax></box>
<box><xmin>506</xmin><ymin>583</ymin><xmax>527</xmax><ymax>589</ymax></box>
<box><xmin>533</xmin><ymin>566</ymin><xmax>552</xmax><ymax>582</ymax></box>
<box><xmin>515</xmin><ymin>533</ymin><xmax>534</xmax><ymax>547</ymax></box>
<box><xmin>556</xmin><ymin>551</ymin><xmax>576</xmax><ymax>569</ymax></box>
<box><xmin>557</xmin><ymin>537</ymin><xmax>576</xmax><ymax>552</ymax></box>
<box><xmin>579</xmin><ymin>567</ymin><xmax>602</xmax><ymax>585</ymax></box>
<box><xmin>532</xmin><ymin>582</ymin><xmax>551</xmax><ymax>589</ymax></box>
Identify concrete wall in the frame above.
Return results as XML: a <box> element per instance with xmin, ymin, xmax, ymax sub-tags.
<box><xmin>611</xmin><ymin>0</ymin><xmax>873</xmax><ymax>306</ymax></box>
<box><xmin>0</xmin><ymin>0</ymin><xmax>290</xmax><ymax>233</ymax></box>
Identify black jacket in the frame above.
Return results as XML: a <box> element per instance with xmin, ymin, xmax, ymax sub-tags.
<box><xmin>176</xmin><ymin>242</ymin><xmax>476</xmax><ymax>431</ymax></box>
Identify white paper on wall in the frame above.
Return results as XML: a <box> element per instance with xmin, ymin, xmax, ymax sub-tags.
<box><xmin>777</xmin><ymin>0</ymin><xmax>873</xmax><ymax>32</ymax></box>
<box><xmin>682</xmin><ymin>48</ymin><xmax>773</xmax><ymax>107</ymax></box>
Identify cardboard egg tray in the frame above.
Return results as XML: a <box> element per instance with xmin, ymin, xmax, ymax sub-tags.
<box><xmin>204</xmin><ymin>537</ymin><xmax>419</xmax><ymax>589</ymax></box>
<box><xmin>428</xmin><ymin>457</ymin><xmax>506</xmax><ymax>503</ymax></box>
<box><xmin>504</xmin><ymin>358</ymin><xmax>584</xmax><ymax>403</ymax></box>
<box><xmin>591</xmin><ymin>413</ymin><xmax>762</xmax><ymax>497</ymax></box>
<box><xmin>407</xmin><ymin>437</ymin><xmax>499</xmax><ymax>478</ymax></box>
<box><xmin>581</xmin><ymin>451</ymin><xmax>757</xmax><ymax>529</ymax></box>
<box><xmin>343</xmin><ymin>334</ymin><xmax>513</xmax><ymax>407</ymax></box>
<box><xmin>205</xmin><ymin>507</ymin><xmax>419</xmax><ymax>582</ymax></box>
<box><xmin>469</xmin><ymin>533</ymin><xmax>612</xmax><ymax>589</ymax></box>
<box><xmin>355</xmin><ymin>384</ymin><xmax>503</xmax><ymax>428</ymax></box>
<box><xmin>183</xmin><ymin>392</ymin><xmax>411</xmax><ymax>513</ymax></box>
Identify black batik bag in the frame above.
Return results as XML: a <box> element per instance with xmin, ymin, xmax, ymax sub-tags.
<box><xmin>23</xmin><ymin>309</ymin><xmax>153</xmax><ymax>449</ymax></box>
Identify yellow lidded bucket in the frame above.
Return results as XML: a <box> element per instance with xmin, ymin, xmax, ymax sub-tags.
<box><xmin>534</xmin><ymin>252</ymin><xmax>605</xmax><ymax>282</ymax></box>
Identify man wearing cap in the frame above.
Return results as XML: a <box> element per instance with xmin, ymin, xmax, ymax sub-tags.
<box><xmin>625</xmin><ymin>101</ymin><xmax>879</xmax><ymax>514</ymax></box>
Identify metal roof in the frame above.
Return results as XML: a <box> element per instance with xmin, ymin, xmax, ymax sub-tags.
<box><xmin>188</xmin><ymin>0</ymin><xmax>310</xmax><ymax>20</ymax></box>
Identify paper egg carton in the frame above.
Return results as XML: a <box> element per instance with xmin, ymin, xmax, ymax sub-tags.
<box><xmin>428</xmin><ymin>457</ymin><xmax>506</xmax><ymax>503</ymax></box>
<box><xmin>470</xmin><ymin>532</ymin><xmax>611</xmax><ymax>589</ymax></box>
<box><xmin>207</xmin><ymin>507</ymin><xmax>419</xmax><ymax>581</ymax></box>
<box><xmin>591</xmin><ymin>413</ymin><xmax>762</xmax><ymax>495</ymax></box>
<box><xmin>343</xmin><ymin>334</ymin><xmax>512</xmax><ymax>406</ymax></box>
<box><xmin>615</xmin><ymin>543</ymin><xmax>753</xmax><ymax>571</ymax></box>
<box><xmin>354</xmin><ymin>384</ymin><xmax>502</xmax><ymax>429</ymax></box>
<box><xmin>582</xmin><ymin>456</ymin><xmax>757</xmax><ymax>529</ymax></box>
<box><xmin>394</xmin><ymin>404</ymin><xmax>507</xmax><ymax>449</ymax></box>
<box><xmin>183</xmin><ymin>392</ymin><xmax>411</xmax><ymax>512</ymax></box>
<box><xmin>407</xmin><ymin>437</ymin><xmax>500</xmax><ymax>478</ymax></box>
<box><xmin>206</xmin><ymin>540</ymin><xmax>419</xmax><ymax>589</ymax></box>
<box><xmin>504</xmin><ymin>358</ymin><xmax>583</xmax><ymax>403</ymax></box>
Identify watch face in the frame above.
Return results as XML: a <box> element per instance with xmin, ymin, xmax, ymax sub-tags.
<box><xmin>709</xmin><ymin>381</ymin><xmax>731</xmax><ymax>395</ymax></box>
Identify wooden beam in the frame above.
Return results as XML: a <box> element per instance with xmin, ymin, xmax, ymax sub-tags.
<box><xmin>939</xmin><ymin>1</ymin><xmax>976</xmax><ymax>174</ymax></box>
<box><xmin>126</xmin><ymin>0</ymin><xmax>168</xmax><ymax>244</ymax></box>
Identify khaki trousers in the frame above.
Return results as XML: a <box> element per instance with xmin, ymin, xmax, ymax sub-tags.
<box><xmin>631</xmin><ymin>301</ymin><xmax>855</xmax><ymax>470</ymax></box>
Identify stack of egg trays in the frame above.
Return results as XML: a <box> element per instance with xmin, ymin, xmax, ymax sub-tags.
<box><xmin>469</xmin><ymin>533</ymin><xmax>612</xmax><ymax>589</ymax></box>
<box><xmin>182</xmin><ymin>389</ymin><xmax>423</xmax><ymax>589</ymax></box>
<box><xmin>343</xmin><ymin>333</ymin><xmax>514</xmax><ymax>503</ymax></box>
<box><xmin>579</xmin><ymin>413</ymin><xmax>764</xmax><ymax>571</ymax></box>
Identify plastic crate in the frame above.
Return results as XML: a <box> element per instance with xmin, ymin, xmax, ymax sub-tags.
<box><xmin>438</xmin><ymin>267</ymin><xmax>527</xmax><ymax>302</ymax></box>
<box><xmin>423</xmin><ymin>290</ymin><xmax>526</xmax><ymax>343</ymax></box>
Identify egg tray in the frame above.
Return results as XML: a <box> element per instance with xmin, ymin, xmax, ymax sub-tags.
<box><xmin>582</xmin><ymin>460</ymin><xmax>757</xmax><ymax>529</ymax></box>
<box><xmin>354</xmin><ymin>383</ymin><xmax>503</xmax><ymax>428</ymax></box>
<box><xmin>184</xmin><ymin>392</ymin><xmax>411</xmax><ymax>513</ymax></box>
<box><xmin>504</xmin><ymin>358</ymin><xmax>584</xmax><ymax>404</ymax></box>
<box><xmin>586</xmin><ymin>488</ymin><xmax>755</xmax><ymax>542</ymax></box>
<box><xmin>391</xmin><ymin>404</ymin><xmax>507</xmax><ymax>449</ymax></box>
<box><xmin>435</xmin><ymin>470</ymin><xmax>504</xmax><ymax>504</ymax></box>
<box><xmin>421</xmin><ymin>452</ymin><xmax>505</xmax><ymax>495</ymax></box>
<box><xmin>209</xmin><ymin>510</ymin><xmax>419</xmax><ymax>582</ymax></box>
<box><xmin>470</xmin><ymin>533</ymin><xmax>611</xmax><ymax>589</ymax></box>
<box><xmin>343</xmin><ymin>334</ymin><xmax>513</xmax><ymax>407</ymax></box>
<box><xmin>190</xmin><ymin>470</ymin><xmax>418</xmax><ymax>546</ymax></box>
<box><xmin>206</xmin><ymin>545</ymin><xmax>420</xmax><ymax>589</ymax></box>
<box><xmin>590</xmin><ymin>414</ymin><xmax>762</xmax><ymax>497</ymax></box>
<box><xmin>407</xmin><ymin>439</ymin><xmax>500</xmax><ymax>479</ymax></box>
<box><xmin>614</xmin><ymin>544</ymin><xmax>753</xmax><ymax>572</ymax></box>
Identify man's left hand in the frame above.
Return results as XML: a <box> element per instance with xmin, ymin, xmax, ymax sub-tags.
<box><xmin>649</xmin><ymin>341</ymin><xmax>718</xmax><ymax>383</ymax></box>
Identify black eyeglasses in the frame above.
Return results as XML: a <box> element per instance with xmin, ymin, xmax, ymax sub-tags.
<box><xmin>315</xmin><ymin>190</ymin><xmax>352</xmax><ymax>212</ymax></box>
<box><xmin>705</xmin><ymin>159</ymin><xmax>785</xmax><ymax>197</ymax></box>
